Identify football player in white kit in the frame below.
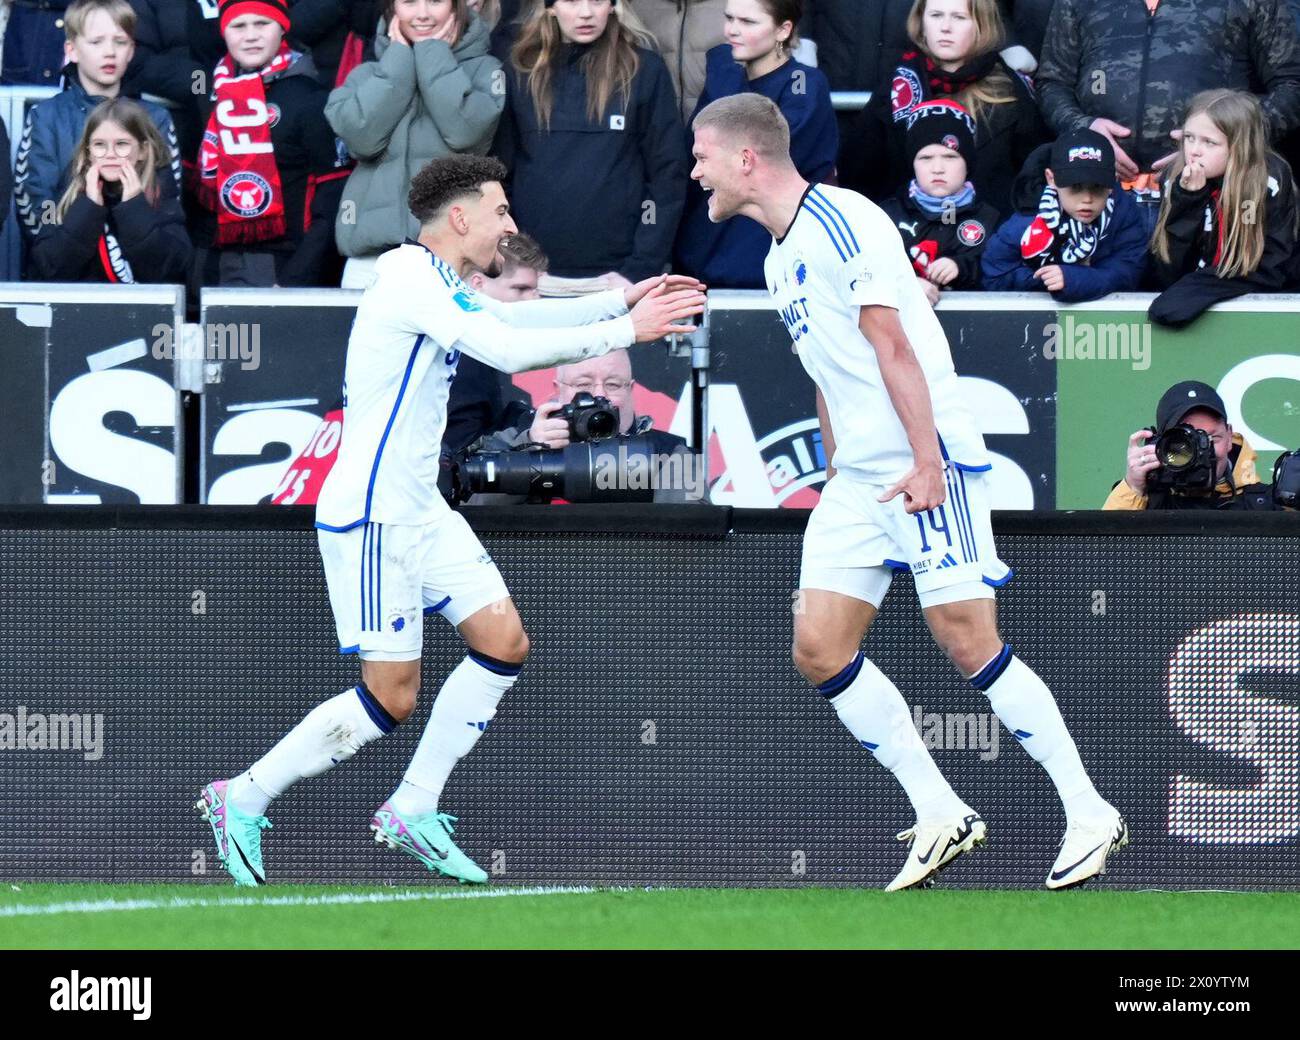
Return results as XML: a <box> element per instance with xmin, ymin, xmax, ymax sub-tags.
<box><xmin>689</xmin><ymin>95</ymin><xmax>1127</xmax><ymax>890</ymax></box>
<box><xmin>197</xmin><ymin>156</ymin><xmax>706</xmax><ymax>886</ymax></box>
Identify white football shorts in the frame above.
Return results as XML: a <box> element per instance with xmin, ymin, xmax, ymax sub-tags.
<box><xmin>800</xmin><ymin>466</ymin><xmax>1013</xmax><ymax>609</ymax></box>
<box><xmin>317</xmin><ymin>509</ymin><xmax>510</xmax><ymax>661</ymax></box>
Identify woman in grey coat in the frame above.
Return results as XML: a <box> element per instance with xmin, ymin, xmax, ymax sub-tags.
<box><xmin>326</xmin><ymin>0</ymin><xmax>504</xmax><ymax>287</ymax></box>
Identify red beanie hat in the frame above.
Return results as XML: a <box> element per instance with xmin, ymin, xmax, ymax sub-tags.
<box><xmin>219</xmin><ymin>0</ymin><xmax>291</xmax><ymax>33</ymax></box>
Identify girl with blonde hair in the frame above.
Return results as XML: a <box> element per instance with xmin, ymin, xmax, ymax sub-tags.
<box><xmin>1149</xmin><ymin>89</ymin><xmax>1300</xmax><ymax>327</ymax></box>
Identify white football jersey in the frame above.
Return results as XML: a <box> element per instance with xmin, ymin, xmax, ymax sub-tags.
<box><xmin>764</xmin><ymin>184</ymin><xmax>989</xmax><ymax>484</ymax></box>
<box><xmin>315</xmin><ymin>241</ymin><xmax>634</xmax><ymax>530</ymax></box>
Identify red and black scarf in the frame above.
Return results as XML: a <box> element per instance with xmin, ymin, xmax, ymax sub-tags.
<box><xmin>890</xmin><ymin>49</ymin><xmax>999</xmax><ymax>123</ymax></box>
<box><xmin>197</xmin><ymin>41</ymin><xmax>294</xmax><ymax>245</ymax></box>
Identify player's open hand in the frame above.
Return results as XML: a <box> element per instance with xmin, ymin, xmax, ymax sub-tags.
<box><xmin>629</xmin><ymin>278</ymin><xmax>707</xmax><ymax>343</ymax></box>
<box><xmin>529</xmin><ymin>399</ymin><xmax>570</xmax><ymax>449</ymax></box>
<box><xmin>878</xmin><ymin>460</ymin><xmax>947</xmax><ymax>514</ymax></box>
<box><xmin>624</xmin><ymin>273</ymin><xmax>707</xmax><ymax>309</ymax></box>
<box><xmin>1125</xmin><ymin>428</ymin><xmax>1160</xmax><ymax>493</ymax></box>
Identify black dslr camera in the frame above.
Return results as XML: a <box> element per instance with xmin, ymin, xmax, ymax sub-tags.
<box><xmin>559</xmin><ymin>392</ymin><xmax>619</xmax><ymax>442</ymax></box>
<box><xmin>1145</xmin><ymin>423</ymin><xmax>1218</xmax><ymax>492</ymax></box>
<box><xmin>1273</xmin><ymin>449</ymin><xmax>1300</xmax><ymax>508</ymax></box>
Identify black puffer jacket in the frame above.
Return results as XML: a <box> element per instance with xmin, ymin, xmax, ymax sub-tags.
<box><xmin>28</xmin><ymin>190</ymin><xmax>192</xmax><ymax>284</ymax></box>
<box><xmin>493</xmin><ymin>43</ymin><xmax>688</xmax><ymax>281</ymax></box>
<box><xmin>1037</xmin><ymin>0</ymin><xmax>1300</xmax><ymax>173</ymax></box>
<box><xmin>1148</xmin><ymin>152</ymin><xmax>1300</xmax><ymax>326</ymax></box>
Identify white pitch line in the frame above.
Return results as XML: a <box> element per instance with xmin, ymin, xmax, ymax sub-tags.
<box><xmin>0</xmin><ymin>885</ymin><xmax>600</xmax><ymax>918</ymax></box>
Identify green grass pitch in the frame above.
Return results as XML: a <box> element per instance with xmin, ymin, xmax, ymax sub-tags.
<box><xmin>2</xmin><ymin>884</ymin><xmax>1298</xmax><ymax>949</ymax></box>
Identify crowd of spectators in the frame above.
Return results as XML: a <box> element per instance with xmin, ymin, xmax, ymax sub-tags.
<box><xmin>1</xmin><ymin>0</ymin><xmax>1299</xmax><ymax>324</ymax></box>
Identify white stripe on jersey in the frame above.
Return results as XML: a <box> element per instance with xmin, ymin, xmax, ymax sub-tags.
<box><xmin>764</xmin><ymin>184</ymin><xmax>989</xmax><ymax>485</ymax></box>
<box><xmin>315</xmin><ymin>242</ymin><xmax>635</xmax><ymax>531</ymax></box>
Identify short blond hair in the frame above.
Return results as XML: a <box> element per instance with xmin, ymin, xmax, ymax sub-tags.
<box><xmin>65</xmin><ymin>0</ymin><xmax>137</xmax><ymax>41</ymax></box>
<box><xmin>693</xmin><ymin>94</ymin><xmax>792</xmax><ymax>164</ymax></box>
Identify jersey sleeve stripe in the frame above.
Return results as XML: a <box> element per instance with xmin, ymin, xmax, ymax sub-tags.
<box><xmin>802</xmin><ymin>203</ymin><xmax>849</xmax><ymax>261</ymax></box>
<box><xmin>804</xmin><ymin>192</ymin><xmax>858</xmax><ymax>259</ymax></box>
<box><xmin>810</xmin><ymin>188</ymin><xmax>861</xmax><ymax>254</ymax></box>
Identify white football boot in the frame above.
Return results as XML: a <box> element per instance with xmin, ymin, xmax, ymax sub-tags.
<box><xmin>1045</xmin><ymin>810</ymin><xmax>1129</xmax><ymax>890</ymax></box>
<box><xmin>886</xmin><ymin>812</ymin><xmax>987</xmax><ymax>891</ymax></box>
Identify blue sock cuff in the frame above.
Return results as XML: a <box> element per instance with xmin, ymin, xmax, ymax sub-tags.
<box><xmin>355</xmin><ymin>683</ymin><xmax>398</xmax><ymax>734</ymax></box>
<box><xmin>817</xmin><ymin>652</ymin><xmax>865</xmax><ymax>699</ymax></box>
<box><xmin>468</xmin><ymin>648</ymin><xmax>523</xmax><ymax>677</ymax></box>
<box><xmin>970</xmin><ymin>644</ymin><xmax>1013</xmax><ymax>692</ymax></box>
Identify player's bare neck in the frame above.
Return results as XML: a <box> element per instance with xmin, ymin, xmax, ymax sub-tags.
<box><xmin>749</xmin><ymin>174</ymin><xmax>810</xmax><ymax>242</ymax></box>
<box><xmin>417</xmin><ymin>230</ymin><xmax>472</xmax><ymax>280</ymax></box>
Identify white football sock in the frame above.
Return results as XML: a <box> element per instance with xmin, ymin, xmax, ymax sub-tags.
<box><xmin>971</xmin><ymin>646</ymin><xmax>1111</xmax><ymax>823</ymax></box>
<box><xmin>821</xmin><ymin>653</ymin><xmax>970</xmax><ymax>823</ymax></box>
<box><xmin>389</xmin><ymin>652</ymin><xmax>520</xmax><ymax>816</ymax></box>
<box><xmin>228</xmin><ymin>686</ymin><xmax>395</xmax><ymax>815</ymax></box>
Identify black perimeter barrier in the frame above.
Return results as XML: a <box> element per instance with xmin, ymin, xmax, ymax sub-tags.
<box><xmin>1</xmin><ymin>506</ymin><xmax>1297</xmax><ymax>890</ymax></box>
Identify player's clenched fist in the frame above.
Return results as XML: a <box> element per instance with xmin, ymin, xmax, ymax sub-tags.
<box><xmin>1125</xmin><ymin>428</ymin><xmax>1161</xmax><ymax>493</ymax></box>
<box><xmin>629</xmin><ymin>276</ymin><xmax>707</xmax><ymax>343</ymax></box>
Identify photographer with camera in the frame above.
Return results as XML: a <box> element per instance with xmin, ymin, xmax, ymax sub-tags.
<box><xmin>457</xmin><ymin>347</ymin><xmax>703</xmax><ymax>503</ymax></box>
<box><xmin>1103</xmin><ymin>381</ymin><xmax>1263</xmax><ymax>510</ymax></box>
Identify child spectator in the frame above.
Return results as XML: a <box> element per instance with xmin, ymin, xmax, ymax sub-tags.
<box><xmin>326</xmin><ymin>0</ymin><xmax>504</xmax><ymax>289</ymax></box>
<box><xmin>192</xmin><ymin>0</ymin><xmax>349</xmax><ymax>287</ymax></box>
<box><xmin>1149</xmin><ymin>89</ymin><xmax>1300</xmax><ymax>328</ymax></box>
<box><xmin>28</xmin><ymin>97</ymin><xmax>191</xmax><ymax>282</ymax></box>
<box><xmin>674</xmin><ymin>0</ymin><xmax>836</xmax><ymax>287</ymax></box>
<box><xmin>15</xmin><ymin>0</ymin><xmax>181</xmax><ymax>242</ymax></box>
<box><xmin>879</xmin><ymin>99</ymin><xmax>998</xmax><ymax>303</ymax></box>
<box><xmin>493</xmin><ymin>0</ymin><xmax>688</xmax><ymax>287</ymax></box>
<box><xmin>981</xmin><ymin>128</ymin><xmax>1147</xmax><ymax>302</ymax></box>
<box><xmin>849</xmin><ymin>0</ymin><xmax>1047</xmax><ymax>219</ymax></box>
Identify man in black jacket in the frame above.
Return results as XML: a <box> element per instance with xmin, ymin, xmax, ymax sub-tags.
<box><xmin>1037</xmin><ymin>0</ymin><xmax>1300</xmax><ymax>238</ymax></box>
<box><xmin>1104</xmin><ymin>381</ymin><xmax>1265</xmax><ymax>510</ymax></box>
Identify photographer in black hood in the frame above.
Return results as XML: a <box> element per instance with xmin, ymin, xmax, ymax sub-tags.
<box><xmin>1103</xmin><ymin>381</ymin><xmax>1263</xmax><ymax>510</ymax></box>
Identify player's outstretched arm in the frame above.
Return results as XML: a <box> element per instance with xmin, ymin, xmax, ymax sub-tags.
<box><xmin>485</xmin><ymin>288</ymin><xmax>630</xmax><ymax>329</ymax></box>
<box><xmin>451</xmin><ymin>281</ymin><xmax>706</xmax><ymax>374</ymax></box>
<box><xmin>860</xmin><ymin>305</ymin><xmax>946</xmax><ymax>514</ymax></box>
<box><xmin>485</xmin><ymin>275</ymin><xmax>706</xmax><ymax>330</ymax></box>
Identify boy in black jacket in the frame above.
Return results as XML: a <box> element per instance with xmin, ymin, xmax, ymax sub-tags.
<box><xmin>879</xmin><ymin>100</ymin><xmax>999</xmax><ymax>305</ymax></box>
